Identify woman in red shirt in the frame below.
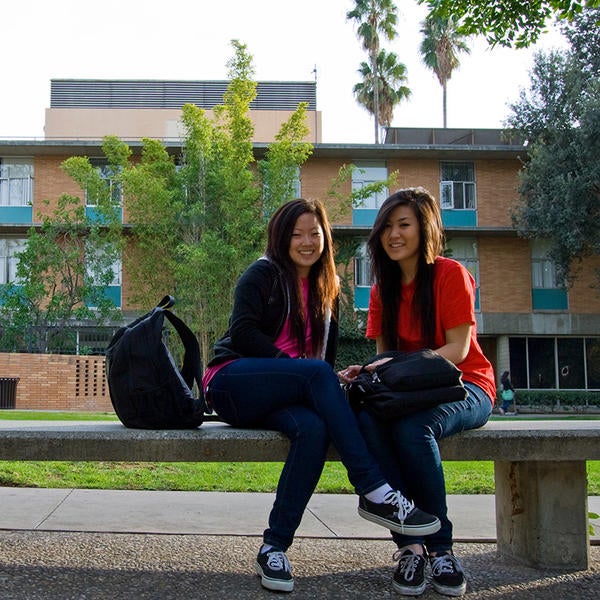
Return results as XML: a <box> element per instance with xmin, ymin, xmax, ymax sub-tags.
<box><xmin>341</xmin><ymin>187</ymin><xmax>494</xmax><ymax>597</ymax></box>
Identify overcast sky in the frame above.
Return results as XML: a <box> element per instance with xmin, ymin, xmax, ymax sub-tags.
<box><xmin>1</xmin><ymin>0</ymin><xmax>566</xmax><ymax>143</ymax></box>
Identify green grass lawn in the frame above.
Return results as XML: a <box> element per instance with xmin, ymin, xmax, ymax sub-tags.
<box><xmin>1</xmin><ymin>410</ymin><xmax>598</xmax><ymax>494</ymax></box>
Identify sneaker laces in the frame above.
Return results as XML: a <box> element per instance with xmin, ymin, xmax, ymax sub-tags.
<box><xmin>266</xmin><ymin>551</ymin><xmax>291</xmax><ymax>573</ymax></box>
<box><xmin>393</xmin><ymin>549</ymin><xmax>424</xmax><ymax>582</ymax></box>
<box><xmin>431</xmin><ymin>553</ymin><xmax>460</xmax><ymax>577</ymax></box>
<box><xmin>384</xmin><ymin>490</ymin><xmax>415</xmax><ymax>521</ymax></box>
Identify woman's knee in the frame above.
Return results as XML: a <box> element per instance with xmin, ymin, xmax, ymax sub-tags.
<box><xmin>305</xmin><ymin>360</ymin><xmax>339</xmax><ymax>387</ymax></box>
<box><xmin>271</xmin><ymin>407</ymin><xmax>329</xmax><ymax>447</ymax></box>
<box><xmin>390</xmin><ymin>417</ymin><xmax>434</xmax><ymax>451</ymax></box>
<box><xmin>294</xmin><ymin>411</ymin><xmax>328</xmax><ymax>444</ymax></box>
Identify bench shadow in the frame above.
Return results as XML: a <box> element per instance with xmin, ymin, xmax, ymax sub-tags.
<box><xmin>0</xmin><ymin>558</ymin><xmax>598</xmax><ymax>600</ymax></box>
<box><xmin>0</xmin><ymin>534</ymin><xmax>598</xmax><ymax>599</ymax></box>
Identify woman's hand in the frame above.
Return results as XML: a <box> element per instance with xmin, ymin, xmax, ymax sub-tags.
<box><xmin>338</xmin><ymin>365</ymin><xmax>362</xmax><ymax>383</ymax></box>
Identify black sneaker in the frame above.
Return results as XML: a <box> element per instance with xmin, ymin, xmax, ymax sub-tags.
<box><xmin>392</xmin><ymin>548</ymin><xmax>428</xmax><ymax>596</ymax></box>
<box><xmin>430</xmin><ymin>552</ymin><xmax>466</xmax><ymax>597</ymax></box>
<box><xmin>358</xmin><ymin>490</ymin><xmax>441</xmax><ymax>535</ymax></box>
<box><xmin>255</xmin><ymin>548</ymin><xmax>294</xmax><ymax>592</ymax></box>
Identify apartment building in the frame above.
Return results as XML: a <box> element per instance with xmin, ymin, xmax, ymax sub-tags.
<box><xmin>1</xmin><ymin>79</ymin><xmax>599</xmax><ymax>406</ymax></box>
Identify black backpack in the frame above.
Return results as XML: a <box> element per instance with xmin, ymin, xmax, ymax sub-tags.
<box><xmin>105</xmin><ymin>295</ymin><xmax>207</xmax><ymax>429</ymax></box>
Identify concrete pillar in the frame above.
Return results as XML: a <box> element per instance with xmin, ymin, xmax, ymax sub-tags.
<box><xmin>495</xmin><ymin>460</ymin><xmax>590</xmax><ymax>570</ymax></box>
<box><xmin>496</xmin><ymin>335</ymin><xmax>510</xmax><ymax>380</ymax></box>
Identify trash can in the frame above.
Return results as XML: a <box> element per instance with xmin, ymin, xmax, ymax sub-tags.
<box><xmin>0</xmin><ymin>377</ymin><xmax>19</xmax><ymax>409</ymax></box>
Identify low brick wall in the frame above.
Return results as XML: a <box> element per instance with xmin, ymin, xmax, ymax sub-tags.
<box><xmin>0</xmin><ymin>353</ymin><xmax>112</xmax><ymax>412</ymax></box>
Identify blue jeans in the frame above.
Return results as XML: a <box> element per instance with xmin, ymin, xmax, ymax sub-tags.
<box><xmin>208</xmin><ymin>358</ymin><xmax>387</xmax><ymax>551</ymax></box>
<box><xmin>356</xmin><ymin>382</ymin><xmax>492</xmax><ymax>554</ymax></box>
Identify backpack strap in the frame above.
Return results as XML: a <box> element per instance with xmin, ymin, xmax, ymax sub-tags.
<box><xmin>155</xmin><ymin>296</ymin><xmax>206</xmax><ymax>410</ymax></box>
<box><xmin>157</xmin><ymin>294</ymin><xmax>176</xmax><ymax>310</ymax></box>
<box><xmin>162</xmin><ymin>309</ymin><xmax>203</xmax><ymax>392</ymax></box>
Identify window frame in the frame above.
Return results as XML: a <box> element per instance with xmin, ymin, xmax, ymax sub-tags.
<box><xmin>351</xmin><ymin>163</ymin><xmax>388</xmax><ymax>210</ymax></box>
<box><xmin>440</xmin><ymin>161</ymin><xmax>476</xmax><ymax>210</ymax></box>
<box><xmin>0</xmin><ymin>159</ymin><xmax>33</xmax><ymax>207</ymax></box>
<box><xmin>85</xmin><ymin>160</ymin><xmax>123</xmax><ymax>208</ymax></box>
<box><xmin>0</xmin><ymin>237</ymin><xmax>27</xmax><ymax>284</ymax></box>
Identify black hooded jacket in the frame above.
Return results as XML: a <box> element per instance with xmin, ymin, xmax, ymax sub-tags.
<box><xmin>208</xmin><ymin>258</ymin><xmax>339</xmax><ymax>368</ymax></box>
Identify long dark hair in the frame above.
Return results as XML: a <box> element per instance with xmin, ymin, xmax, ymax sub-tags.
<box><xmin>367</xmin><ymin>187</ymin><xmax>444</xmax><ymax>351</ymax></box>
<box><xmin>266</xmin><ymin>198</ymin><xmax>338</xmax><ymax>357</ymax></box>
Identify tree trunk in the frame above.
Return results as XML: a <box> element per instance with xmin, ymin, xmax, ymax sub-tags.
<box><xmin>442</xmin><ymin>83</ymin><xmax>448</xmax><ymax>128</ymax></box>
<box><xmin>372</xmin><ymin>48</ymin><xmax>380</xmax><ymax>144</ymax></box>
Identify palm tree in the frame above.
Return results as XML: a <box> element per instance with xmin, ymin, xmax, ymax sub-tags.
<box><xmin>347</xmin><ymin>0</ymin><xmax>398</xmax><ymax>143</ymax></box>
<box><xmin>420</xmin><ymin>16</ymin><xmax>471</xmax><ymax>128</ymax></box>
<box><xmin>353</xmin><ymin>49</ymin><xmax>411</xmax><ymax>136</ymax></box>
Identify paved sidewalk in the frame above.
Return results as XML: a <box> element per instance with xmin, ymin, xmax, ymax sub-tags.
<box><xmin>0</xmin><ymin>488</ymin><xmax>497</xmax><ymax>539</ymax></box>
<box><xmin>0</xmin><ymin>487</ymin><xmax>598</xmax><ymax>541</ymax></box>
<box><xmin>0</xmin><ymin>489</ymin><xmax>599</xmax><ymax>598</ymax></box>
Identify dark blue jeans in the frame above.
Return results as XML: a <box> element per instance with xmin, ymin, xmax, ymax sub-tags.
<box><xmin>208</xmin><ymin>358</ymin><xmax>387</xmax><ymax>551</ymax></box>
<box><xmin>356</xmin><ymin>382</ymin><xmax>492</xmax><ymax>554</ymax></box>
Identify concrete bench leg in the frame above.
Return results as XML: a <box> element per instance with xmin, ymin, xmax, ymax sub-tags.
<box><xmin>494</xmin><ymin>460</ymin><xmax>590</xmax><ymax>570</ymax></box>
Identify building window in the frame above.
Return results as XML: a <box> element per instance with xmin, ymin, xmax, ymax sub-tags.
<box><xmin>263</xmin><ymin>166</ymin><xmax>301</xmax><ymax>202</ymax></box>
<box><xmin>446</xmin><ymin>238</ymin><xmax>479</xmax><ymax>285</ymax></box>
<box><xmin>531</xmin><ymin>239</ymin><xmax>562</xmax><ymax>289</ymax></box>
<box><xmin>292</xmin><ymin>166</ymin><xmax>301</xmax><ymax>198</ymax></box>
<box><xmin>440</xmin><ymin>162</ymin><xmax>476</xmax><ymax>209</ymax></box>
<box><xmin>446</xmin><ymin>237</ymin><xmax>480</xmax><ymax>309</ymax></box>
<box><xmin>0</xmin><ymin>238</ymin><xmax>26</xmax><ymax>284</ymax></box>
<box><xmin>586</xmin><ymin>338</ymin><xmax>600</xmax><ymax>389</ymax></box>
<box><xmin>0</xmin><ymin>159</ymin><xmax>33</xmax><ymax>207</ymax></box>
<box><xmin>86</xmin><ymin>245</ymin><xmax>122</xmax><ymax>287</ymax></box>
<box><xmin>354</xmin><ymin>242</ymin><xmax>371</xmax><ymax>287</ymax></box>
<box><xmin>86</xmin><ymin>159</ymin><xmax>122</xmax><ymax>207</ymax></box>
<box><xmin>508</xmin><ymin>336</ymin><xmax>600</xmax><ymax>390</ymax></box>
<box><xmin>530</xmin><ymin>239</ymin><xmax>568</xmax><ymax>310</ymax></box>
<box><xmin>352</xmin><ymin>162</ymin><xmax>388</xmax><ymax>210</ymax></box>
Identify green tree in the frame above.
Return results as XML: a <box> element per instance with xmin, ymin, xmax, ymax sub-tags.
<box><xmin>325</xmin><ymin>164</ymin><xmax>398</xmax><ymax>367</ymax></box>
<box><xmin>0</xmin><ymin>151</ymin><xmax>123</xmax><ymax>353</ymax></box>
<box><xmin>419</xmin><ymin>15</ymin><xmax>471</xmax><ymax>127</ymax></box>
<box><xmin>505</xmin><ymin>9</ymin><xmax>600</xmax><ymax>285</ymax></box>
<box><xmin>419</xmin><ymin>0</ymin><xmax>600</xmax><ymax>48</ymax></box>
<box><xmin>347</xmin><ymin>0</ymin><xmax>399</xmax><ymax>143</ymax></box>
<box><xmin>353</xmin><ymin>49</ymin><xmax>411</xmax><ymax>130</ymax></box>
<box><xmin>122</xmin><ymin>40</ymin><xmax>312</xmax><ymax>365</ymax></box>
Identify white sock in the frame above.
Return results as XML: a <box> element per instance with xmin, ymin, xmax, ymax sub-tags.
<box><xmin>364</xmin><ymin>483</ymin><xmax>394</xmax><ymax>504</ymax></box>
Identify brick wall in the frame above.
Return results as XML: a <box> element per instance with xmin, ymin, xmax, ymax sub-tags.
<box><xmin>0</xmin><ymin>353</ymin><xmax>112</xmax><ymax>412</ymax></box>
<box><xmin>479</xmin><ymin>236</ymin><xmax>533</xmax><ymax>313</ymax></box>
<box><xmin>475</xmin><ymin>159</ymin><xmax>521</xmax><ymax>227</ymax></box>
<box><xmin>34</xmin><ymin>156</ymin><xmax>82</xmax><ymax>218</ymax></box>
<box><xmin>568</xmin><ymin>254</ymin><xmax>600</xmax><ymax>313</ymax></box>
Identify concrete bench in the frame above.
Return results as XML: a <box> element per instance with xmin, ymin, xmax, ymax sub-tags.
<box><xmin>0</xmin><ymin>418</ymin><xmax>598</xmax><ymax>571</ymax></box>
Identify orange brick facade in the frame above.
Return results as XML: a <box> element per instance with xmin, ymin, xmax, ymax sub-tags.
<box><xmin>2</xmin><ymin>128</ymin><xmax>600</xmax><ymax>409</ymax></box>
<box><xmin>0</xmin><ymin>353</ymin><xmax>112</xmax><ymax>412</ymax></box>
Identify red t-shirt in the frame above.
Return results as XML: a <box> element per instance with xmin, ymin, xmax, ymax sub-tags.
<box><xmin>366</xmin><ymin>256</ymin><xmax>496</xmax><ymax>403</ymax></box>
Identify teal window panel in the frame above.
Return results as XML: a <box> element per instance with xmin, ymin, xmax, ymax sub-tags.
<box><xmin>0</xmin><ymin>284</ymin><xmax>25</xmax><ymax>305</ymax></box>
<box><xmin>474</xmin><ymin>287</ymin><xmax>480</xmax><ymax>311</ymax></box>
<box><xmin>86</xmin><ymin>286</ymin><xmax>122</xmax><ymax>308</ymax></box>
<box><xmin>353</xmin><ymin>209</ymin><xmax>378</xmax><ymax>227</ymax></box>
<box><xmin>85</xmin><ymin>206</ymin><xmax>123</xmax><ymax>223</ymax></box>
<box><xmin>441</xmin><ymin>210</ymin><xmax>476</xmax><ymax>227</ymax></box>
<box><xmin>354</xmin><ymin>286</ymin><xmax>370</xmax><ymax>310</ymax></box>
<box><xmin>0</xmin><ymin>206</ymin><xmax>33</xmax><ymax>223</ymax></box>
<box><xmin>102</xmin><ymin>286</ymin><xmax>122</xmax><ymax>308</ymax></box>
<box><xmin>532</xmin><ymin>288</ymin><xmax>568</xmax><ymax>310</ymax></box>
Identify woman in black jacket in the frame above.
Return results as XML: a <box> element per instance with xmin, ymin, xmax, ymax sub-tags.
<box><xmin>202</xmin><ymin>198</ymin><xmax>439</xmax><ymax>593</ymax></box>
